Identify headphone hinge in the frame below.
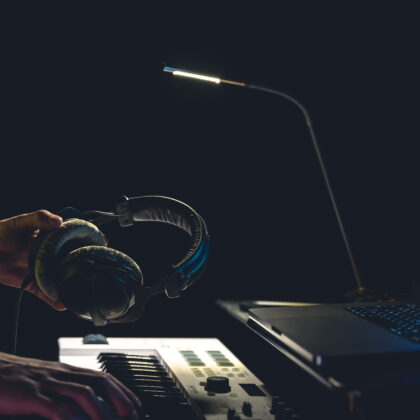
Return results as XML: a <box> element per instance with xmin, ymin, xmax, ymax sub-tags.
<box><xmin>115</xmin><ymin>195</ymin><xmax>134</xmax><ymax>227</ymax></box>
<box><xmin>163</xmin><ymin>267</ymin><xmax>182</xmax><ymax>298</ymax></box>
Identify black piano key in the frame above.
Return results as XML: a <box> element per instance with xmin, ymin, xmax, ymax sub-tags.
<box><xmin>103</xmin><ymin>366</ymin><xmax>168</xmax><ymax>376</ymax></box>
<box><xmin>103</xmin><ymin>363</ymin><xmax>166</xmax><ymax>370</ymax></box>
<box><xmin>135</xmin><ymin>391</ymin><xmax>182</xmax><ymax>400</ymax></box>
<box><xmin>98</xmin><ymin>353</ymin><xmax>159</xmax><ymax>362</ymax></box>
<box><xmin>132</xmin><ymin>386</ymin><xmax>182</xmax><ymax>396</ymax></box>
<box><xmin>113</xmin><ymin>378</ymin><xmax>174</xmax><ymax>388</ymax></box>
<box><xmin>99</xmin><ymin>352</ymin><xmax>198</xmax><ymax>419</ymax></box>
<box><xmin>101</xmin><ymin>360</ymin><xmax>164</xmax><ymax>368</ymax></box>
<box><xmin>101</xmin><ymin>357</ymin><xmax>161</xmax><ymax>363</ymax></box>
<box><xmin>109</xmin><ymin>371</ymin><xmax>171</xmax><ymax>380</ymax></box>
<box><xmin>133</xmin><ymin>388</ymin><xmax>181</xmax><ymax>397</ymax></box>
<box><xmin>130</xmin><ymin>384</ymin><xmax>177</xmax><ymax>391</ymax></box>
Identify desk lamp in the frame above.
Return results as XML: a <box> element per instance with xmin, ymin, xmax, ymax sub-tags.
<box><xmin>163</xmin><ymin>65</ymin><xmax>382</xmax><ymax>302</ymax></box>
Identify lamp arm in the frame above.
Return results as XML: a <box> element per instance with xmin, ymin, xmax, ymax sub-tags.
<box><xmin>247</xmin><ymin>83</ymin><xmax>363</xmax><ymax>292</ymax></box>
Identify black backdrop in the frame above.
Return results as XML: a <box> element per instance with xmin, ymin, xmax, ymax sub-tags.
<box><xmin>0</xmin><ymin>5</ymin><xmax>418</xmax><ymax>357</ymax></box>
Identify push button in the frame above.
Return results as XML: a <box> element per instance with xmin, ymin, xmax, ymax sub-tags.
<box><xmin>180</xmin><ymin>350</ymin><xmax>206</xmax><ymax>366</ymax></box>
<box><xmin>227</xmin><ymin>407</ymin><xmax>237</xmax><ymax>419</ymax></box>
<box><xmin>242</xmin><ymin>401</ymin><xmax>252</xmax><ymax>417</ymax></box>
<box><xmin>204</xmin><ymin>376</ymin><xmax>231</xmax><ymax>393</ymax></box>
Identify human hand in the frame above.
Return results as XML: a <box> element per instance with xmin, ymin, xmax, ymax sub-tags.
<box><xmin>0</xmin><ymin>351</ymin><xmax>142</xmax><ymax>419</ymax></box>
<box><xmin>0</xmin><ymin>210</ymin><xmax>66</xmax><ymax>310</ymax></box>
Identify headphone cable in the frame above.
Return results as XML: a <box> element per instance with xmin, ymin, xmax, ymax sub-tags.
<box><xmin>12</xmin><ymin>275</ymin><xmax>32</xmax><ymax>355</ymax></box>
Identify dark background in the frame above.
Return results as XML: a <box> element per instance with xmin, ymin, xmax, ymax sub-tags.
<box><xmin>0</xmin><ymin>5</ymin><xmax>418</xmax><ymax>358</ymax></box>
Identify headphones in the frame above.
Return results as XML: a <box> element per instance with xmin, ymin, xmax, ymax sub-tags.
<box><xmin>28</xmin><ymin>195</ymin><xmax>210</xmax><ymax>326</ymax></box>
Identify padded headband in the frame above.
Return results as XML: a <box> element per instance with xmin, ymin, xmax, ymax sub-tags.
<box><xmin>83</xmin><ymin>195</ymin><xmax>210</xmax><ymax>291</ymax></box>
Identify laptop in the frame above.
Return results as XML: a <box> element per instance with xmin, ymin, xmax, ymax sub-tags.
<box><xmin>248</xmin><ymin>301</ymin><xmax>420</xmax><ymax>373</ymax></box>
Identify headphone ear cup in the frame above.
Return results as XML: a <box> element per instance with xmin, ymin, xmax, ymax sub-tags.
<box><xmin>58</xmin><ymin>245</ymin><xmax>143</xmax><ymax>323</ymax></box>
<box><xmin>29</xmin><ymin>219</ymin><xmax>106</xmax><ymax>301</ymax></box>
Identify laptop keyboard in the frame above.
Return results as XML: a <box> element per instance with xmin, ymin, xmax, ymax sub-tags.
<box><xmin>345</xmin><ymin>303</ymin><xmax>420</xmax><ymax>343</ymax></box>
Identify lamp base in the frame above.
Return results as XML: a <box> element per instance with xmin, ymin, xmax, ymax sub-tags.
<box><xmin>344</xmin><ymin>287</ymin><xmax>392</xmax><ymax>303</ymax></box>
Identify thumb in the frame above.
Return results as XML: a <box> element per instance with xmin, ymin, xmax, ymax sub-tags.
<box><xmin>12</xmin><ymin>210</ymin><xmax>62</xmax><ymax>233</ymax></box>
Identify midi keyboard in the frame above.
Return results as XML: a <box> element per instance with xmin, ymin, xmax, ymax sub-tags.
<box><xmin>59</xmin><ymin>337</ymin><xmax>302</xmax><ymax>419</ymax></box>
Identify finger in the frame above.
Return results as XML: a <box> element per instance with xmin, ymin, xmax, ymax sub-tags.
<box><xmin>26</xmin><ymin>393</ymin><xmax>71</xmax><ymax>420</ymax></box>
<box><xmin>43</xmin><ymin>378</ymin><xmax>113</xmax><ymax>420</ymax></box>
<box><xmin>12</xmin><ymin>210</ymin><xmax>62</xmax><ymax>233</ymax></box>
<box><xmin>87</xmin><ymin>372</ymin><xmax>140</xmax><ymax>420</ymax></box>
<box><xmin>105</xmin><ymin>373</ymin><xmax>143</xmax><ymax>416</ymax></box>
<box><xmin>25</xmin><ymin>281</ymin><xmax>67</xmax><ymax>311</ymax></box>
<box><xmin>55</xmin><ymin>371</ymin><xmax>140</xmax><ymax>419</ymax></box>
